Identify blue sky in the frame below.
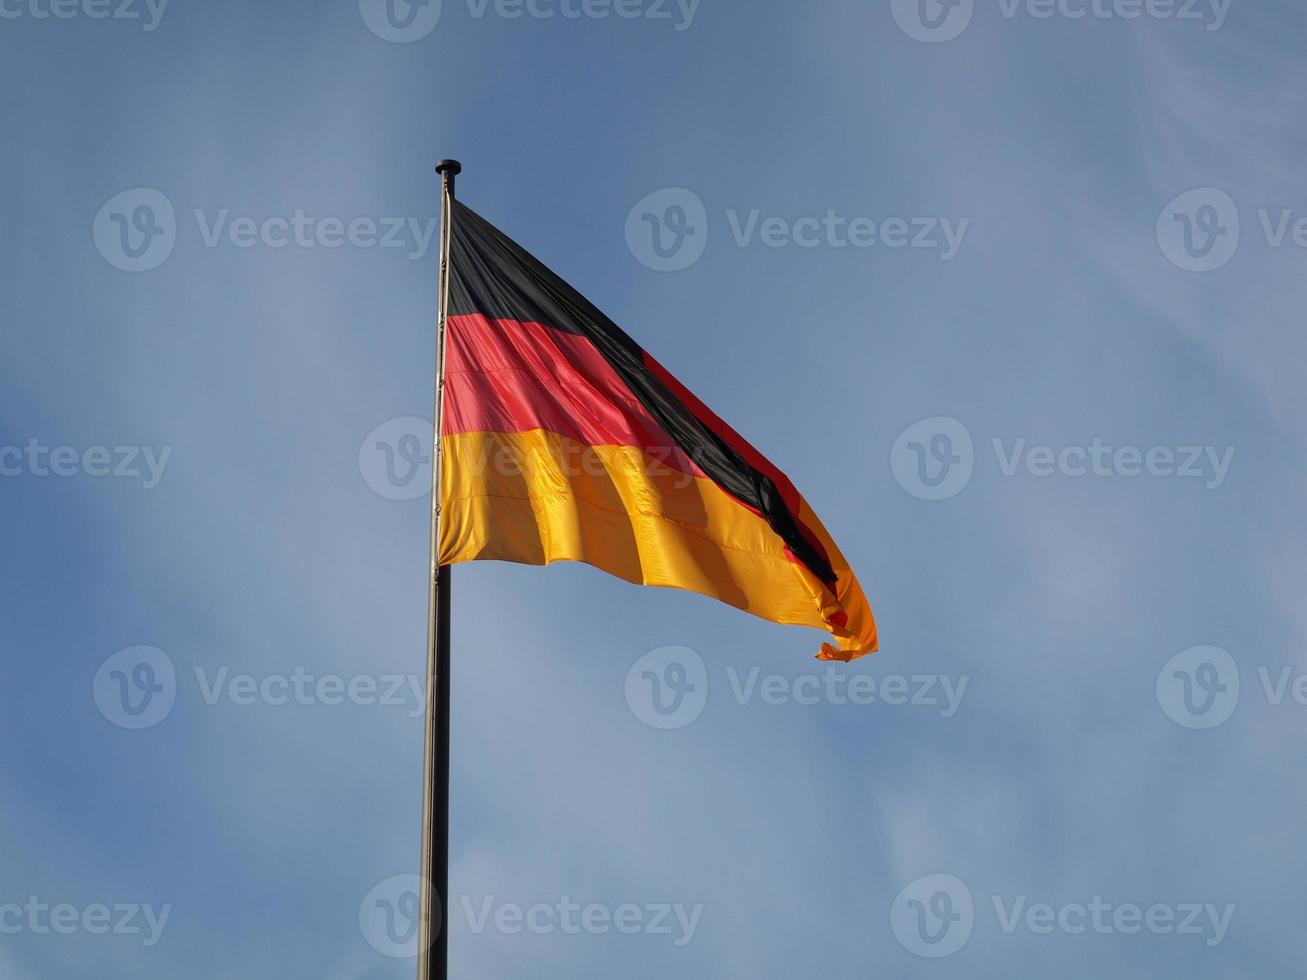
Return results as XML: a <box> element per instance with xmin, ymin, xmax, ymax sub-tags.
<box><xmin>3</xmin><ymin>0</ymin><xmax>1306</xmax><ymax>976</ymax></box>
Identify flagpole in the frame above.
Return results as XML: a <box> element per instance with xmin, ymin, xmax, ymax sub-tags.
<box><xmin>417</xmin><ymin>158</ymin><xmax>460</xmax><ymax>980</ymax></box>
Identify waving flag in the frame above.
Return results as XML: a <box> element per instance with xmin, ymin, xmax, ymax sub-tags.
<box><xmin>438</xmin><ymin>201</ymin><xmax>877</xmax><ymax>660</ymax></box>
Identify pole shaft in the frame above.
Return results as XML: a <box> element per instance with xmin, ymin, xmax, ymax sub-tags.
<box><xmin>417</xmin><ymin>160</ymin><xmax>460</xmax><ymax>980</ymax></box>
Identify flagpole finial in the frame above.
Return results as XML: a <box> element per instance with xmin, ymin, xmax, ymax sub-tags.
<box><xmin>435</xmin><ymin>159</ymin><xmax>462</xmax><ymax>176</ymax></box>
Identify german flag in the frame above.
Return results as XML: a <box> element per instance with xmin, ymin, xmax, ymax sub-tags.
<box><xmin>438</xmin><ymin>202</ymin><xmax>877</xmax><ymax>660</ymax></box>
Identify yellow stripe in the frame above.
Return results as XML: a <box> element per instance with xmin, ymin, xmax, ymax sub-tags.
<box><xmin>439</xmin><ymin>429</ymin><xmax>877</xmax><ymax>658</ymax></box>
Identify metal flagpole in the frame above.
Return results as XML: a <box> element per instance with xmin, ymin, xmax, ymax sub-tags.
<box><xmin>417</xmin><ymin>158</ymin><xmax>460</xmax><ymax>980</ymax></box>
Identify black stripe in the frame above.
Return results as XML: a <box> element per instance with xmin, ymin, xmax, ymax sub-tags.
<box><xmin>448</xmin><ymin>201</ymin><xmax>837</xmax><ymax>587</ymax></box>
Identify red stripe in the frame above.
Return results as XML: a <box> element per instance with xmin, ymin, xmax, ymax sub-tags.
<box><xmin>443</xmin><ymin>314</ymin><xmax>701</xmax><ymax>476</ymax></box>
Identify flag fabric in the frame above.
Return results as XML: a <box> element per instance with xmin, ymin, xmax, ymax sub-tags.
<box><xmin>438</xmin><ymin>201</ymin><xmax>878</xmax><ymax>660</ymax></box>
